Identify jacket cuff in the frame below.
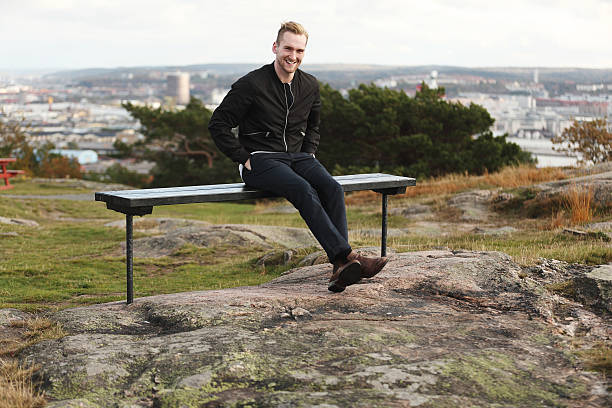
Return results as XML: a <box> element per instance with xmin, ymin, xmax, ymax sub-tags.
<box><xmin>300</xmin><ymin>144</ymin><xmax>316</xmax><ymax>154</ymax></box>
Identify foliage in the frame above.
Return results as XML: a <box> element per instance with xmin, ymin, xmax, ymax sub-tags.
<box><xmin>122</xmin><ymin>84</ymin><xmax>533</xmax><ymax>185</ymax></box>
<box><xmin>1</xmin><ymin>117</ymin><xmax>82</xmax><ymax>178</ymax></box>
<box><xmin>552</xmin><ymin>118</ymin><xmax>612</xmax><ymax>165</ymax></box>
<box><xmin>84</xmin><ymin>163</ymin><xmax>151</xmax><ymax>188</ymax></box>
<box><xmin>122</xmin><ymin>98</ymin><xmax>239</xmax><ymax>187</ymax></box>
<box><xmin>317</xmin><ymin>83</ymin><xmax>533</xmax><ymax>178</ymax></box>
<box><xmin>111</xmin><ymin>139</ymin><xmax>134</xmax><ymax>158</ymax></box>
<box><xmin>39</xmin><ymin>154</ymin><xmax>82</xmax><ymax>179</ymax></box>
<box><xmin>0</xmin><ymin>117</ymin><xmax>38</xmax><ymax>176</ymax></box>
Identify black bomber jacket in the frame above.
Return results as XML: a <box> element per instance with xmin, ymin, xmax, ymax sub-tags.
<box><xmin>208</xmin><ymin>63</ymin><xmax>321</xmax><ymax>165</ymax></box>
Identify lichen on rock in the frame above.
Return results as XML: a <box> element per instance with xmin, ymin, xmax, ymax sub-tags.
<box><xmin>16</xmin><ymin>250</ymin><xmax>611</xmax><ymax>407</ymax></box>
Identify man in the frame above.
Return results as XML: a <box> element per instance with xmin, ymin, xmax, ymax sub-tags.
<box><xmin>208</xmin><ymin>21</ymin><xmax>388</xmax><ymax>292</ymax></box>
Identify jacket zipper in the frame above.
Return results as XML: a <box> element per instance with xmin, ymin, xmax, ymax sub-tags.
<box><xmin>282</xmin><ymin>83</ymin><xmax>294</xmax><ymax>152</ymax></box>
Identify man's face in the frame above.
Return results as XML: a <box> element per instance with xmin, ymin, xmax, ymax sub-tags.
<box><xmin>273</xmin><ymin>32</ymin><xmax>307</xmax><ymax>76</ymax></box>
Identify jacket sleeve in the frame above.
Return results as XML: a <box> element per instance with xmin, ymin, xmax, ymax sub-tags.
<box><xmin>208</xmin><ymin>76</ymin><xmax>253</xmax><ymax>164</ymax></box>
<box><xmin>301</xmin><ymin>83</ymin><xmax>321</xmax><ymax>154</ymax></box>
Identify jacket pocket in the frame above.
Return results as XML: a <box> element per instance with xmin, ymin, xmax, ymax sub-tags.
<box><xmin>243</xmin><ymin>130</ymin><xmax>270</xmax><ymax>138</ymax></box>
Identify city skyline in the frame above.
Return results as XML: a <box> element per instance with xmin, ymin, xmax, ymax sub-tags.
<box><xmin>2</xmin><ymin>0</ymin><xmax>611</xmax><ymax>71</ymax></box>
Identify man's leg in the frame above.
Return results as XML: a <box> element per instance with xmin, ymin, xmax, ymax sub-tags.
<box><xmin>293</xmin><ymin>153</ymin><xmax>389</xmax><ymax>281</ymax></box>
<box><xmin>291</xmin><ymin>153</ymin><xmax>348</xmax><ymax>242</ymax></box>
<box><xmin>241</xmin><ymin>153</ymin><xmax>350</xmax><ymax>263</ymax></box>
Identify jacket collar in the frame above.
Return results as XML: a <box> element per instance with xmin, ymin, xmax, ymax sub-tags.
<box><xmin>268</xmin><ymin>62</ymin><xmax>301</xmax><ymax>85</ymax></box>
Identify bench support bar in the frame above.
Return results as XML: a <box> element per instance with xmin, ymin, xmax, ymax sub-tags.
<box><xmin>381</xmin><ymin>194</ymin><xmax>388</xmax><ymax>257</ymax></box>
<box><xmin>126</xmin><ymin>215</ymin><xmax>134</xmax><ymax>304</ymax></box>
<box><xmin>107</xmin><ymin>206</ymin><xmax>152</xmax><ymax>305</ymax></box>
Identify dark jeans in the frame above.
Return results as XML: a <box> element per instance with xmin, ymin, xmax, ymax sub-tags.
<box><xmin>241</xmin><ymin>152</ymin><xmax>351</xmax><ymax>262</ymax></box>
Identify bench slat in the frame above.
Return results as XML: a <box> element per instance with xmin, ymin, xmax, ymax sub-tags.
<box><xmin>98</xmin><ymin>173</ymin><xmax>405</xmax><ymax>196</ymax></box>
<box><xmin>95</xmin><ymin>173</ymin><xmax>415</xmax><ymax>212</ymax></box>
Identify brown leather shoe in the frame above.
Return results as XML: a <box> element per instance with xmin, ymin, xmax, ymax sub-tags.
<box><xmin>353</xmin><ymin>251</ymin><xmax>389</xmax><ymax>279</ymax></box>
<box><xmin>328</xmin><ymin>258</ymin><xmax>362</xmax><ymax>293</ymax></box>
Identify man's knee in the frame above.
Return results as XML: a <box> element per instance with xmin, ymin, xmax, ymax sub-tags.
<box><xmin>284</xmin><ymin>181</ymin><xmax>320</xmax><ymax>208</ymax></box>
<box><xmin>319</xmin><ymin>177</ymin><xmax>343</xmax><ymax>200</ymax></box>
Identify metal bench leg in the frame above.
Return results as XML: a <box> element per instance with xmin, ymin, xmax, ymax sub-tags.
<box><xmin>381</xmin><ymin>193</ymin><xmax>388</xmax><ymax>257</ymax></box>
<box><xmin>126</xmin><ymin>214</ymin><xmax>134</xmax><ymax>304</ymax></box>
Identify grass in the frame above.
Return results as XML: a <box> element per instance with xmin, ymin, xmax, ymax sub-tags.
<box><xmin>346</xmin><ymin>164</ymin><xmax>568</xmax><ymax>205</ymax></box>
<box><xmin>1</xmin><ymin>318</ymin><xmax>66</xmax><ymax>357</ymax></box>
<box><xmin>579</xmin><ymin>343</ymin><xmax>612</xmax><ymax>378</ymax></box>
<box><xmin>563</xmin><ymin>184</ymin><xmax>594</xmax><ymax>224</ymax></box>
<box><xmin>0</xmin><ymin>360</ymin><xmax>46</xmax><ymax>408</ymax></box>
<box><xmin>0</xmin><ymin>317</ymin><xmax>65</xmax><ymax>408</ymax></box>
<box><xmin>385</xmin><ymin>229</ymin><xmax>611</xmax><ymax>266</ymax></box>
<box><xmin>1</xmin><ymin>168</ymin><xmax>611</xmax><ymax>311</ymax></box>
<box><xmin>0</xmin><ymin>178</ymin><xmax>92</xmax><ymax>196</ymax></box>
<box><xmin>0</xmin><ymin>166</ymin><xmax>610</xmax><ymax>406</ymax></box>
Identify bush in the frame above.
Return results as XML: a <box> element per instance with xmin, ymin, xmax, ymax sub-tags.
<box><xmin>39</xmin><ymin>155</ymin><xmax>82</xmax><ymax>179</ymax></box>
<box><xmin>318</xmin><ymin>83</ymin><xmax>533</xmax><ymax>178</ymax></box>
<box><xmin>84</xmin><ymin>163</ymin><xmax>152</xmax><ymax>188</ymax></box>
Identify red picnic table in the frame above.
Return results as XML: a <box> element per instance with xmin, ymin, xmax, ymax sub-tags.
<box><xmin>0</xmin><ymin>158</ymin><xmax>25</xmax><ymax>190</ymax></box>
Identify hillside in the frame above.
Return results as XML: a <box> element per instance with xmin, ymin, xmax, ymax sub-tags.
<box><xmin>0</xmin><ymin>165</ymin><xmax>610</xmax><ymax>406</ymax></box>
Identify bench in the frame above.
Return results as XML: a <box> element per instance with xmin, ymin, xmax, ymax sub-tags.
<box><xmin>95</xmin><ymin>173</ymin><xmax>416</xmax><ymax>304</ymax></box>
<box><xmin>0</xmin><ymin>158</ymin><xmax>25</xmax><ymax>190</ymax></box>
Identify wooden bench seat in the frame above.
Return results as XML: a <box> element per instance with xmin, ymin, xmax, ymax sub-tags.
<box><xmin>96</xmin><ymin>173</ymin><xmax>416</xmax><ymax>303</ymax></box>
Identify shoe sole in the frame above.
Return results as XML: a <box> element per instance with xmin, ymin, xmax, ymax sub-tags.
<box><xmin>328</xmin><ymin>261</ymin><xmax>362</xmax><ymax>293</ymax></box>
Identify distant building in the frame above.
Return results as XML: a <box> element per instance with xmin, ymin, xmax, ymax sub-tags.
<box><xmin>167</xmin><ymin>73</ymin><xmax>190</xmax><ymax>105</ymax></box>
<box><xmin>50</xmin><ymin>149</ymin><xmax>98</xmax><ymax>164</ymax></box>
<box><xmin>428</xmin><ymin>70</ymin><xmax>438</xmax><ymax>89</ymax></box>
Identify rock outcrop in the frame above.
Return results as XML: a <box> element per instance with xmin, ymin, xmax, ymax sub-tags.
<box><xmin>0</xmin><ymin>216</ymin><xmax>39</xmax><ymax>227</ymax></box>
<box><xmin>533</xmin><ymin>171</ymin><xmax>612</xmax><ymax>208</ymax></box>
<box><xmin>18</xmin><ymin>250</ymin><xmax>611</xmax><ymax>407</ymax></box>
<box><xmin>105</xmin><ymin>219</ymin><xmax>318</xmax><ymax>258</ymax></box>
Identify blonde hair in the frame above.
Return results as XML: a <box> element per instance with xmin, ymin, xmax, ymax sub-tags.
<box><xmin>276</xmin><ymin>21</ymin><xmax>309</xmax><ymax>44</ymax></box>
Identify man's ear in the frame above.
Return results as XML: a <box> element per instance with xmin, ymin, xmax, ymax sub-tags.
<box><xmin>272</xmin><ymin>42</ymin><xmax>278</xmax><ymax>54</ymax></box>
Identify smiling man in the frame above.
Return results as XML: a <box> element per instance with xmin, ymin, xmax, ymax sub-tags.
<box><xmin>209</xmin><ymin>21</ymin><xmax>388</xmax><ymax>292</ymax></box>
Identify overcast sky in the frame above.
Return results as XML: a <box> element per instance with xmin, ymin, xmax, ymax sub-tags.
<box><xmin>2</xmin><ymin>0</ymin><xmax>611</xmax><ymax>71</ymax></box>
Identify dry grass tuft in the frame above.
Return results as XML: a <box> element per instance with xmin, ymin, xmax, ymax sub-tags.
<box><xmin>5</xmin><ymin>318</ymin><xmax>66</xmax><ymax>357</ymax></box>
<box><xmin>0</xmin><ymin>360</ymin><xmax>46</xmax><ymax>408</ymax></box>
<box><xmin>345</xmin><ymin>165</ymin><xmax>567</xmax><ymax>205</ymax></box>
<box><xmin>564</xmin><ymin>184</ymin><xmax>593</xmax><ymax>225</ymax></box>
<box><xmin>0</xmin><ymin>318</ymin><xmax>66</xmax><ymax>408</ymax></box>
<box><xmin>345</xmin><ymin>190</ymin><xmax>379</xmax><ymax>206</ymax></box>
<box><xmin>579</xmin><ymin>343</ymin><xmax>612</xmax><ymax>378</ymax></box>
<box><xmin>404</xmin><ymin>171</ymin><xmax>478</xmax><ymax>198</ymax></box>
<box><xmin>548</xmin><ymin>210</ymin><xmax>567</xmax><ymax>230</ymax></box>
<box><xmin>411</xmin><ymin>165</ymin><xmax>567</xmax><ymax>198</ymax></box>
<box><xmin>483</xmin><ymin>165</ymin><xmax>567</xmax><ymax>189</ymax></box>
